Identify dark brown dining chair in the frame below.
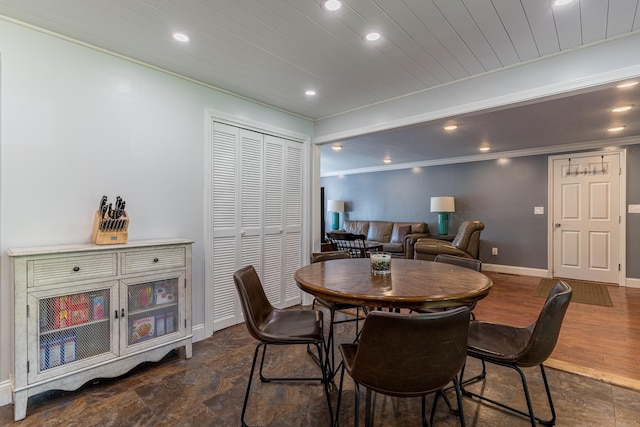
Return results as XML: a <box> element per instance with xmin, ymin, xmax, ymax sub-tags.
<box><xmin>413</xmin><ymin>254</ymin><xmax>482</xmax><ymax>318</ymax></box>
<box><xmin>460</xmin><ymin>281</ymin><xmax>573</xmax><ymax>426</ymax></box>
<box><xmin>233</xmin><ymin>265</ymin><xmax>333</xmax><ymax>427</ymax></box>
<box><xmin>326</xmin><ymin>232</ymin><xmax>369</xmax><ymax>258</ymax></box>
<box><xmin>310</xmin><ymin>251</ymin><xmax>365</xmax><ymax>379</ymax></box>
<box><xmin>336</xmin><ymin>307</ymin><xmax>471</xmax><ymax>427</ymax></box>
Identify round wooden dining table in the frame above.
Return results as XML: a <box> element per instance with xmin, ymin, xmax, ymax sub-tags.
<box><xmin>294</xmin><ymin>258</ymin><xmax>492</xmax><ymax>310</ymax></box>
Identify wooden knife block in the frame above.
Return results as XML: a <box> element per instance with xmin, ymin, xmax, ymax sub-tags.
<box><xmin>92</xmin><ymin>210</ymin><xmax>129</xmax><ymax>245</ymax></box>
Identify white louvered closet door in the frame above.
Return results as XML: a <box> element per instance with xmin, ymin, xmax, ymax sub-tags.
<box><xmin>239</xmin><ymin>129</ymin><xmax>264</xmax><ymax>286</ymax></box>
<box><xmin>284</xmin><ymin>141</ymin><xmax>303</xmax><ymax>306</ymax></box>
<box><xmin>210</xmin><ymin>122</ymin><xmax>303</xmax><ymax>331</ymax></box>
<box><xmin>262</xmin><ymin>135</ymin><xmax>285</xmax><ymax>307</ymax></box>
<box><xmin>211</xmin><ymin>122</ymin><xmax>241</xmax><ymax>330</ymax></box>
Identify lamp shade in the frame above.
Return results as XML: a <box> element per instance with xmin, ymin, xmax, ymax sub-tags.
<box><xmin>327</xmin><ymin>200</ymin><xmax>345</xmax><ymax>212</ymax></box>
<box><xmin>430</xmin><ymin>196</ymin><xmax>455</xmax><ymax>213</ymax></box>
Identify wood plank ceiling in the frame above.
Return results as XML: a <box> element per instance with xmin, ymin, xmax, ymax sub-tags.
<box><xmin>0</xmin><ymin>0</ymin><xmax>639</xmax><ymax>174</ymax></box>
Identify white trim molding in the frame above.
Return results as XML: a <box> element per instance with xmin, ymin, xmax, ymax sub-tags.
<box><xmin>0</xmin><ymin>380</ymin><xmax>11</xmax><ymax>407</ymax></box>
<box><xmin>481</xmin><ymin>263</ymin><xmax>548</xmax><ymax>278</ymax></box>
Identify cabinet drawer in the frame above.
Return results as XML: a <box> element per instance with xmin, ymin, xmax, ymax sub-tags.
<box><xmin>121</xmin><ymin>247</ymin><xmax>186</xmax><ymax>274</ymax></box>
<box><xmin>28</xmin><ymin>253</ymin><xmax>117</xmax><ymax>287</ymax></box>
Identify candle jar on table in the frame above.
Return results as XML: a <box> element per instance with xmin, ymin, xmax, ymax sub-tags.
<box><xmin>370</xmin><ymin>252</ymin><xmax>392</xmax><ymax>275</ymax></box>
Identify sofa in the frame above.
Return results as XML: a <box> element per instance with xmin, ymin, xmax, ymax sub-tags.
<box><xmin>414</xmin><ymin>220</ymin><xmax>485</xmax><ymax>261</ymax></box>
<box><xmin>340</xmin><ymin>220</ymin><xmax>430</xmax><ymax>259</ymax></box>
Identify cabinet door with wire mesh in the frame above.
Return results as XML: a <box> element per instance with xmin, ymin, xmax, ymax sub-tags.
<box><xmin>121</xmin><ymin>271</ymin><xmax>186</xmax><ymax>355</ymax></box>
<box><xmin>28</xmin><ymin>281</ymin><xmax>119</xmax><ymax>384</ymax></box>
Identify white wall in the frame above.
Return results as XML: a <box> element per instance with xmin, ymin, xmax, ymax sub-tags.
<box><xmin>0</xmin><ymin>19</ymin><xmax>313</xmax><ymax>401</ymax></box>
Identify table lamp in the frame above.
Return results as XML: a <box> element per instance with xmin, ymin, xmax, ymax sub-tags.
<box><xmin>327</xmin><ymin>200</ymin><xmax>345</xmax><ymax>230</ymax></box>
<box><xmin>430</xmin><ymin>196</ymin><xmax>455</xmax><ymax>235</ymax></box>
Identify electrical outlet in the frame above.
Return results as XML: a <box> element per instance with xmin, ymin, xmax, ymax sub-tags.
<box><xmin>491</xmin><ymin>247</ymin><xmax>498</xmax><ymax>256</ymax></box>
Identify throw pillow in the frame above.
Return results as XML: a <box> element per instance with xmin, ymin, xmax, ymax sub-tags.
<box><xmin>395</xmin><ymin>225</ymin><xmax>412</xmax><ymax>243</ymax></box>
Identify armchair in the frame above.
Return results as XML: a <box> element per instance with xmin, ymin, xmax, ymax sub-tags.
<box><xmin>414</xmin><ymin>220</ymin><xmax>484</xmax><ymax>261</ymax></box>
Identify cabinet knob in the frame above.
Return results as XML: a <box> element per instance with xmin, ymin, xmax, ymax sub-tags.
<box><xmin>73</xmin><ymin>266</ymin><xmax>80</xmax><ymax>272</ymax></box>
<box><xmin>121</xmin><ymin>308</ymin><xmax>126</xmax><ymax>318</ymax></box>
<box><xmin>153</xmin><ymin>257</ymin><xmax>159</xmax><ymax>263</ymax></box>
<box><xmin>115</xmin><ymin>310</ymin><xmax>119</xmax><ymax>319</ymax></box>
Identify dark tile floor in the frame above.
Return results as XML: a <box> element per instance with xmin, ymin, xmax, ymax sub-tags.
<box><xmin>1</xmin><ymin>310</ymin><xmax>639</xmax><ymax>426</ymax></box>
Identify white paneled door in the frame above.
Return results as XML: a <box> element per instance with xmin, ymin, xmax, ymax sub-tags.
<box><xmin>552</xmin><ymin>153</ymin><xmax>621</xmax><ymax>283</ymax></box>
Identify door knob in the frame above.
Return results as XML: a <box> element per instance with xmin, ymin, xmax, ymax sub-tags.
<box><xmin>555</xmin><ymin>223</ymin><xmax>561</xmax><ymax>228</ymax></box>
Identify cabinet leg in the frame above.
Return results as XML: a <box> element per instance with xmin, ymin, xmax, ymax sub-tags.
<box><xmin>13</xmin><ymin>390</ymin><xmax>28</xmax><ymax>421</ymax></box>
<box><xmin>178</xmin><ymin>341</ymin><xmax>192</xmax><ymax>359</ymax></box>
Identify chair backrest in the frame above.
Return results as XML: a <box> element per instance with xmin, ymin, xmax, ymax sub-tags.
<box><xmin>310</xmin><ymin>250</ymin><xmax>351</xmax><ymax>263</ymax></box>
<box><xmin>451</xmin><ymin>220</ymin><xmax>485</xmax><ymax>258</ymax></box>
<box><xmin>233</xmin><ymin>265</ymin><xmax>274</xmax><ymax>342</ymax></box>
<box><xmin>349</xmin><ymin>307</ymin><xmax>470</xmax><ymax>397</ymax></box>
<box><xmin>434</xmin><ymin>254</ymin><xmax>482</xmax><ymax>271</ymax></box>
<box><xmin>518</xmin><ymin>281</ymin><xmax>573</xmax><ymax>367</ymax></box>
<box><xmin>326</xmin><ymin>232</ymin><xmax>368</xmax><ymax>258</ymax></box>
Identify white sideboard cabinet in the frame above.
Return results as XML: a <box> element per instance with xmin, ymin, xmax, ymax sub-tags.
<box><xmin>9</xmin><ymin>239</ymin><xmax>193</xmax><ymax>421</ymax></box>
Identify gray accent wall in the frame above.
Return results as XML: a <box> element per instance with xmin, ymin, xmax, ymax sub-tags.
<box><xmin>322</xmin><ymin>147</ymin><xmax>640</xmax><ymax>278</ymax></box>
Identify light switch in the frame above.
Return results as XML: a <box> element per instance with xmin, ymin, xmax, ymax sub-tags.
<box><xmin>629</xmin><ymin>204</ymin><xmax>640</xmax><ymax>214</ymax></box>
<box><xmin>534</xmin><ymin>207</ymin><xmax>544</xmax><ymax>215</ymax></box>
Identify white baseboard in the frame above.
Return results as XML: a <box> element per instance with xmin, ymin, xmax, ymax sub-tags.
<box><xmin>481</xmin><ymin>263</ymin><xmax>640</xmax><ymax>288</ymax></box>
<box><xmin>481</xmin><ymin>263</ymin><xmax>549</xmax><ymax>278</ymax></box>
<box><xmin>0</xmin><ymin>379</ymin><xmax>11</xmax><ymax>407</ymax></box>
<box><xmin>625</xmin><ymin>277</ymin><xmax>640</xmax><ymax>288</ymax></box>
<box><xmin>192</xmin><ymin>323</ymin><xmax>208</xmax><ymax>342</ymax></box>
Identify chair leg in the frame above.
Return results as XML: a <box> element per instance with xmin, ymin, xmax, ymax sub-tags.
<box><xmin>335</xmin><ymin>363</ymin><xmax>346</xmax><ymax>427</ymax></box>
<box><xmin>240</xmin><ymin>344</ymin><xmax>263</xmax><ymax>427</ymax></box>
<box><xmin>258</xmin><ymin>343</ymin><xmax>270</xmax><ymax>382</ymax></box>
<box><xmin>255</xmin><ymin>342</ymin><xmax>333</xmax><ymax>425</ymax></box>
<box><xmin>429</xmin><ymin>392</ymin><xmax>439</xmax><ymax>426</ymax></box>
<box><xmin>354</xmin><ymin>383</ymin><xmax>360</xmax><ymax>427</ymax></box>
<box><xmin>460</xmin><ymin>360</ymin><xmax>556</xmax><ymax>426</ymax></box>
<box><xmin>538</xmin><ymin>364</ymin><xmax>557</xmax><ymax>426</ymax></box>
<box><xmin>458</xmin><ymin>359</ymin><xmax>486</xmax><ymax>388</ymax></box>
<box><xmin>453</xmin><ymin>377</ymin><xmax>466</xmax><ymax>427</ymax></box>
<box><xmin>422</xmin><ymin>395</ymin><xmax>429</xmax><ymax>427</ymax></box>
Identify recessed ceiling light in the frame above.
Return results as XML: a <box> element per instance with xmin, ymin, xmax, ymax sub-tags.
<box><xmin>611</xmin><ymin>105</ymin><xmax>634</xmax><ymax>113</ymax></box>
<box><xmin>608</xmin><ymin>126</ymin><xmax>626</xmax><ymax>132</ymax></box>
<box><xmin>172</xmin><ymin>33</ymin><xmax>190</xmax><ymax>42</ymax></box>
<box><xmin>305</xmin><ymin>90</ymin><xmax>316</xmax><ymax>96</ymax></box>
<box><xmin>479</xmin><ymin>146</ymin><xmax>491</xmax><ymax>152</ymax></box>
<box><xmin>552</xmin><ymin>0</ymin><xmax>575</xmax><ymax>6</ymax></box>
<box><xmin>617</xmin><ymin>81</ymin><xmax>639</xmax><ymax>89</ymax></box>
<box><xmin>443</xmin><ymin>124</ymin><xmax>459</xmax><ymax>131</ymax></box>
<box><xmin>365</xmin><ymin>32</ymin><xmax>381</xmax><ymax>42</ymax></box>
<box><xmin>383</xmin><ymin>158</ymin><xmax>392</xmax><ymax>164</ymax></box>
<box><xmin>322</xmin><ymin>0</ymin><xmax>342</xmax><ymax>11</ymax></box>
<box><xmin>331</xmin><ymin>144</ymin><xmax>343</xmax><ymax>151</ymax></box>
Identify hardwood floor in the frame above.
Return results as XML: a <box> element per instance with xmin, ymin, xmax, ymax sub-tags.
<box><xmin>1</xmin><ymin>271</ymin><xmax>639</xmax><ymax>426</ymax></box>
<box><xmin>477</xmin><ymin>272</ymin><xmax>640</xmax><ymax>390</ymax></box>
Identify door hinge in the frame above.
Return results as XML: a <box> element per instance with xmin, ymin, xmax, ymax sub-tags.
<box><xmin>27</xmin><ymin>305</ymin><xmax>30</xmax><ymax>318</ymax></box>
<box><xmin>184</xmin><ymin>278</ymin><xmax>187</xmax><ymax>288</ymax></box>
<box><xmin>27</xmin><ymin>361</ymin><xmax>30</xmax><ymax>374</ymax></box>
<box><xmin>184</xmin><ymin>319</ymin><xmax>187</xmax><ymax>328</ymax></box>
<box><xmin>619</xmin><ymin>264</ymin><xmax>621</xmax><ymax>271</ymax></box>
